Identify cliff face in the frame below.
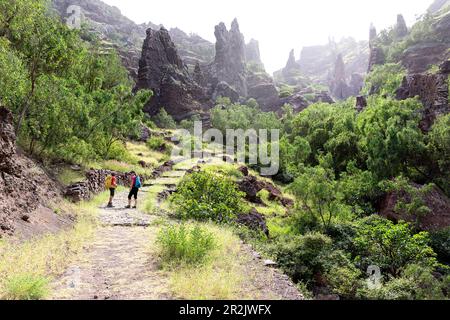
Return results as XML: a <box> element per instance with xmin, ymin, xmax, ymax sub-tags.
<box><xmin>274</xmin><ymin>38</ymin><xmax>368</xmax><ymax>101</ymax></box>
<box><xmin>52</xmin><ymin>0</ymin><xmax>214</xmax><ymax>80</ymax></box>
<box><xmin>396</xmin><ymin>60</ymin><xmax>449</xmax><ymax>131</ymax></box>
<box><xmin>134</xmin><ymin>28</ymin><xmax>207</xmax><ymax>121</ymax></box>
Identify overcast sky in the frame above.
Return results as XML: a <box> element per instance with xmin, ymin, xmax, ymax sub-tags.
<box><xmin>102</xmin><ymin>0</ymin><xmax>433</xmax><ymax>73</ymax></box>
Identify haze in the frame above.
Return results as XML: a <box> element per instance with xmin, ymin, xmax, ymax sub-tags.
<box><xmin>102</xmin><ymin>0</ymin><xmax>433</xmax><ymax>73</ymax></box>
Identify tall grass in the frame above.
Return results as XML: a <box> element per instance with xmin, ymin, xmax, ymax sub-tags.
<box><xmin>157</xmin><ymin>224</ymin><xmax>216</xmax><ymax>266</ymax></box>
<box><xmin>156</xmin><ymin>223</ymin><xmax>253</xmax><ymax>299</ymax></box>
<box><xmin>0</xmin><ymin>191</ymin><xmax>107</xmax><ymax>299</ymax></box>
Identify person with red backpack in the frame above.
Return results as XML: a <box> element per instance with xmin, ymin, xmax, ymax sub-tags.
<box><xmin>125</xmin><ymin>171</ymin><xmax>141</xmax><ymax>209</ymax></box>
<box><xmin>105</xmin><ymin>173</ymin><xmax>118</xmax><ymax>208</ymax></box>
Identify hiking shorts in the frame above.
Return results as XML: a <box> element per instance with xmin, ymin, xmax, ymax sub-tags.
<box><xmin>109</xmin><ymin>188</ymin><xmax>115</xmax><ymax>197</ymax></box>
<box><xmin>128</xmin><ymin>187</ymin><xmax>139</xmax><ymax>200</ymax></box>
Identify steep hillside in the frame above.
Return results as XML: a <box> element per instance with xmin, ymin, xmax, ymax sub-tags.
<box><xmin>51</xmin><ymin>0</ymin><xmax>215</xmax><ymax>79</ymax></box>
<box><xmin>0</xmin><ymin>108</ymin><xmax>71</xmax><ymax>239</ymax></box>
<box><xmin>369</xmin><ymin>7</ymin><xmax>450</xmax><ymax>74</ymax></box>
<box><xmin>274</xmin><ymin>38</ymin><xmax>369</xmax><ymax>101</ymax></box>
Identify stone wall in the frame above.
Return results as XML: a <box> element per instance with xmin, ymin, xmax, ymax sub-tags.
<box><xmin>65</xmin><ymin>170</ymin><xmax>136</xmax><ymax>202</ymax></box>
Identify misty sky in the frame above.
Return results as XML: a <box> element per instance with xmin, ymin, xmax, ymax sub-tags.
<box><xmin>102</xmin><ymin>0</ymin><xmax>433</xmax><ymax>73</ymax></box>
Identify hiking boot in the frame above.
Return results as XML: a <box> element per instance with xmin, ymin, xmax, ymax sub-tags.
<box><xmin>125</xmin><ymin>205</ymin><xmax>131</xmax><ymax>209</ymax></box>
<box><xmin>132</xmin><ymin>206</ymin><xmax>137</xmax><ymax>209</ymax></box>
<box><xmin>107</xmin><ymin>203</ymin><xmax>114</xmax><ymax>208</ymax></box>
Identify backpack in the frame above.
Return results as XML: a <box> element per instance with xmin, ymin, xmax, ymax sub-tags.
<box><xmin>134</xmin><ymin>176</ymin><xmax>142</xmax><ymax>189</ymax></box>
<box><xmin>105</xmin><ymin>175</ymin><xmax>112</xmax><ymax>189</ymax></box>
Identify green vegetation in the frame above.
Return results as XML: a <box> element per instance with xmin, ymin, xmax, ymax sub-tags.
<box><xmin>0</xmin><ymin>190</ymin><xmax>110</xmax><ymax>299</ymax></box>
<box><xmin>152</xmin><ymin>108</ymin><xmax>177</xmax><ymax>129</ymax></box>
<box><xmin>3</xmin><ymin>275</ymin><xmax>49</xmax><ymax>300</ymax></box>
<box><xmin>0</xmin><ymin>0</ymin><xmax>150</xmax><ymax>165</ymax></box>
<box><xmin>157</xmin><ymin>224</ymin><xmax>216</xmax><ymax>266</ymax></box>
<box><xmin>170</xmin><ymin>171</ymin><xmax>245</xmax><ymax>223</ymax></box>
<box><xmin>362</xmin><ymin>63</ymin><xmax>405</xmax><ymax>96</ymax></box>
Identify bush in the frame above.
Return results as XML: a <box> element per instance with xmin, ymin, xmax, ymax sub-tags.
<box><xmin>2</xmin><ymin>274</ymin><xmax>49</xmax><ymax>300</ymax></box>
<box><xmin>359</xmin><ymin>264</ymin><xmax>446</xmax><ymax>300</ymax></box>
<box><xmin>170</xmin><ymin>171</ymin><xmax>245</xmax><ymax>223</ymax></box>
<box><xmin>362</xmin><ymin>63</ymin><xmax>405</xmax><ymax>97</ymax></box>
<box><xmin>354</xmin><ymin>216</ymin><xmax>437</xmax><ymax>277</ymax></box>
<box><xmin>147</xmin><ymin>136</ymin><xmax>167</xmax><ymax>151</ymax></box>
<box><xmin>430</xmin><ymin>228</ymin><xmax>450</xmax><ymax>265</ymax></box>
<box><xmin>152</xmin><ymin>108</ymin><xmax>176</xmax><ymax>129</ymax></box>
<box><xmin>272</xmin><ymin>232</ymin><xmax>332</xmax><ymax>284</ymax></box>
<box><xmin>157</xmin><ymin>224</ymin><xmax>216</xmax><ymax>266</ymax></box>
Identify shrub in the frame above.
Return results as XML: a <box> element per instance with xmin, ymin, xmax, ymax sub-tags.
<box><xmin>157</xmin><ymin>224</ymin><xmax>216</xmax><ymax>266</ymax></box>
<box><xmin>2</xmin><ymin>274</ymin><xmax>49</xmax><ymax>300</ymax></box>
<box><xmin>429</xmin><ymin>228</ymin><xmax>450</xmax><ymax>265</ymax></box>
<box><xmin>147</xmin><ymin>136</ymin><xmax>167</xmax><ymax>151</ymax></box>
<box><xmin>325</xmin><ymin>263</ymin><xmax>363</xmax><ymax>299</ymax></box>
<box><xmin>152</xmin><ymin>108</ymin><xmax>176</xmax><ymax>129</ymax></box>
<box><xmin>354</xmin><ymin>216</ymin><xmax>437</xmax><ymax>277</ymax></box>
<box><xmin>272</xmin><ymin>232</ymin><xmax>332</xmax><ymax>284</ymax></box>
<box><xmin>170</xmin><ymin>171</ymin><xmax>245</xmax><ymax>223</ymax></box>
<box><xmin>362</xmin><ymin>63</ymin><xmax>405</xmax><ymax>96</ymax></box>
<box><xmin>357</xmin><ymin>97</ymin><xmax>426</xmax><ymax>180</ymax></box>
<box><xmin>359</xmin><ymin>264</ymin><xmax>446</xmax><ymax>300</ymax></box>
<box><xmin>289</xmin><ymin>165</ymin><xmax>351</xmax><ymax>230</ymax></box>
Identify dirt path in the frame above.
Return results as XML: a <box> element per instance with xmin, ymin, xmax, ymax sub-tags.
<box><xmin>51</xmin><ymin>157</ymin><xmax>304</xmax><ymax>300</ymax></box>
<box><xmin>50</xmin><ymin>191</ymin><xmax>171</xmax><ymax>300</ymax></box>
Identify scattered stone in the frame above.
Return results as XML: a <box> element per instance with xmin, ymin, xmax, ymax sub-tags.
<box><xmin>238</xmin><ymin>166</ymin><xmax>249</xmax><ymax>176</ymax></box>
<box><xmin>264</xmin><ymin>259</ymin><xmax>277</xmax><ymax>267</ymax></box>
<box><xmin>236</xmin><ymin>208</ymin><xmax>269</xmax><ymax>237</ymax></box>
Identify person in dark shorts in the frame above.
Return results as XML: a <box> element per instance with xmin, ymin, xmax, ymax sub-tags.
<box><xmin>125</xmin><ymin>171</ymin><xmax>141</xmax><ymax>209</ymax></box>
<box><xmin>106</xmin><ymin>173</ymin><xmax>117</xmax><ymax>208</ymax></box>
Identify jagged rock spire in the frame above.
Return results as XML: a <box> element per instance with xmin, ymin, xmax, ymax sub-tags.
<box><xmin>369</xmin><ymin>23</ymin><xmax>377</xmax><ymax>43</ymax></box>
<box><xmin>395</xmin><ymin>14</ymin><xmax>408</xmax><ymax>38</ymax></box>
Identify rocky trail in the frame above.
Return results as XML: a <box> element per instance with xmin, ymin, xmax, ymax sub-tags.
<box><xmin>50</xmin><ymin>159</ymin><xmax>303</xmax><ymax>300</ymax></box>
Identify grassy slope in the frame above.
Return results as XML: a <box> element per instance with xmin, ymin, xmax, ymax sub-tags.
<box><xmin>0</xmin><ymin>191</ymin><xmax>111</xmax><ymax>299</ymax></box>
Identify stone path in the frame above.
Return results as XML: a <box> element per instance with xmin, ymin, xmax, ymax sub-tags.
<box><xmin>50</xmin><ymin>191</ymin><xmax>171</xmax><ymax>300</ymax></box>
<box><xmin>51</xmin><ymin>156</ymin><xmax>304</xmax><ymax>300</ymax></box>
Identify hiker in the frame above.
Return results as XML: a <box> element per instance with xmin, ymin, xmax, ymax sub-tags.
<box><xmin>105</xmin><ymin>173</ymin><xmax>117</xmax><ymax>208</ymax></box>
<box><xmin>126</xmin><ymin>171</ymin><xmax>141</xmax><ymax>209</ymax></box>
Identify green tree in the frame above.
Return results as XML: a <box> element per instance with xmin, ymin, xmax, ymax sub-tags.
<box><xmin>357</xmin><ymin>97</ymin><xmax>426</xmax><ymax>180</ymax></box>
<box><xmin>289</xmin><ymin>165</ymin><xmax>350</xmax><ymax>230</ymax></box>
<box><xmin>354</xmin><ymin>215</ymin><xmax>437</xmax><ymax>277</ymax></box>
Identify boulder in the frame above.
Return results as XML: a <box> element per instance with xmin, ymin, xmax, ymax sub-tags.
<box><xmin>355</xmin><ymin>96</ymin><xmax>367</xmax><ymax>112</ymax></box>
<box><xmin>236</xmin><ymin>208</ymin><xmax>269</xmax><ymax>236</ymax></box>
<box><xmin>212</xmin><ymin>81</ymin><xmax>239</xmax><ymax>102</ymax></box>
<box><xmin>379</xmin><ymin>184</ymin><xmax>450</xmax><ymax>232</ymax></box>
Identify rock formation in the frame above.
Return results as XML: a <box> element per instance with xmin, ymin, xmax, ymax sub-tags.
<box><xmin>245</xmin><ymin>39</ymin><xmax>263</xmax><ymax>66</ymax></box>
<box><xmin>52</xmin><ymin>0</ymin><xmax>215</xmax><ymax>81</ymax></box>
<box><xmin>134</xmin><ymin>28</ymin><xmax>207</xmax><ymax>121</ymax></box>
<box><xmin>395</xmin><ymin>14</ymin><xmax>409</xmax><ymax>39</ymax></box>
<box><xmin>206</xmin><ymin>19</ymin><xmax>248</xmax><ymax>98</ymax></box>
<box><xmin>428</xmin><ymin>0</ymin><xmax>450</xmax><ymax>14</ymax></box>
<box><xmin>380</xmin><ymin>183</ymin><xmax>450</xmax><ymax>232</ymax></box>
<box><xmin>367</xmin><ymin>25</ymin><xmax>385</xmax><ymax>72</ymax></box>
<box><xmin>400</xmin><ymin>9</ymin><xmax>450</xmax><ymax>74</ymax></box>
<box><xmin>396</xmin><ymin>60</ymin><xmax>449</xmax><ymax>131</ymax></box>
<box><xmin>330</xmin><ymin>54</ymin><xmax>350</xmax><ymax>99</ymax></box>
